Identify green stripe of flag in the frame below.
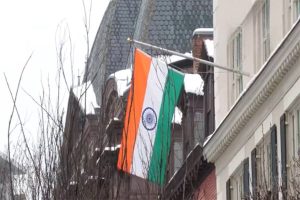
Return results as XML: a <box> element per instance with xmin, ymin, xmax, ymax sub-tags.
<box><xmin>148</xmin><ymin>68</ymin><xmax>184</xmax><ymax>185</ymax></box>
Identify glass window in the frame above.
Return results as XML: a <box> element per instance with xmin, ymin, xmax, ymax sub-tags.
<box><xmin>262</xmin><ymin>0</ymin><xmax>270</xmax><ymax>61</ymax></box>
<box><xmin>173</xmin><ymin>141</ymin><xmax>183</xmax><ymax>173</ymax></box>
<box><xmin>294</xmin><ymin>0</ymin><xmax>300</xmax><ymax>20</ymax></box>
<box><xmin>228</xmin><ymin>28</ymin><xmax>243</xmax><ymax>104</ymax></box>
<box><xmin>291</xmin><ymin>108</ymin><xmax>300</xmax><ymax>158</ymax></box>
<box><xmin>288</xmin><ymin>106</ymin><xmax>300</xmax><ymax>197</ymax></box>
<box><xmin>228</xmin><ymin>164</ymin><xmax>244</xmax><ymax>200</ymax></box>
<box><xmin>194</xmin><ymin>111</ymin><xmax>204</xmax><ymax>146</ymax></box>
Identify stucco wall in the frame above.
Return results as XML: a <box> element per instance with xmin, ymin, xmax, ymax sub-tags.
<box><xmin>213</xmin><ymin>0</ymin><xmax>288</xmax><ymax>126</ymax></box>
<box><xmin>214</xmin><ymin>57</ymin><xmax>300</xmax><ymax>199</ymax></box>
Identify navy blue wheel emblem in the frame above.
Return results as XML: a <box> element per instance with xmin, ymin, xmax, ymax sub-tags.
<box><xmin>142</xmin><ymin>107</ymin><xmax>157</xmax><ymax>131</ymax></box>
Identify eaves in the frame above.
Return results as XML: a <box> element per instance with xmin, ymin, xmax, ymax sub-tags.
<box><xmin>203</xmin><ymin>18</ymin><xmax>300</xmax><ymax>163</ymax></box>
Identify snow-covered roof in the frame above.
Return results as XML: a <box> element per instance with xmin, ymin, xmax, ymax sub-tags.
<box><xmin>193</xmin><ymin>28</ymin><xmax>213</xmax><ymax>36</ymax></box>
<box><xmin>107</xmin><ymin>68</ymin><xmax>132</xmax><ymax>96</ymax></box>
<box><xmin>157</xmin><ymin>52</ymin><xmax>192</xmax><ymax>64</ymax></box>
<box><xmin>73</xmin><ymin>81</ymin><xmax>100</xmax><ymax>115</ymax></box>
<box><xmin>204</xmin><ymin>39</ymin><xmax>214</xmax><ymax>58</ymax></box>
<box><xmin>184</xmin><ymin>73</ymin><xmax>204</xmax><ymax>96</ymax></box>
<box><xmin>172</xmin><ymin>107</ymin><xmax>183</xmax><ymax>125</ymax></box>
<box><xmin>203</xmin><ymin>134</ymin><xmax>214</xmax><ymax>146</ymax></box>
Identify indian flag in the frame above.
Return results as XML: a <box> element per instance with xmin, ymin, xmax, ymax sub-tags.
<box><xmin>117</xmin><ymin>48</ymin><xmax>184</xmax><ymax>185</ymax></box>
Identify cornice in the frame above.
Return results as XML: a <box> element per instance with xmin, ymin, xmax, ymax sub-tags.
<box><xmin>204</xmin><ymin>21</ymin><xmax>300</xmax><ymax>163</ymax></box>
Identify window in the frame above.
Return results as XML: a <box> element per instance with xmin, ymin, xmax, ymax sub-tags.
<box><xmin>290</xmin><ymin>107</ymin><xmax>300</xmax><ymax>158</ymax></box>
<box><xmin>287</xmin><ymin>104</ymin><xmax>300</xmax><ymax>197</ymax></box>
<box><xmin>256</xmin><ymin>134</ymin><xmax>272</xmax><ymax>192</ymax></box>
<box><xmin>252</xmin><ymin>126</ymin><xmax>278</xmax><ymax>199</ymax></box>
<box><xmin>229</xmin><ymin>166</ymin><xmax>244</xmax><ymax>200</ymax></box>
<box><xmin>294</xmin><ymin>0</ymin><xmax>300</xmax><ymax>20</ymax></box>
<box><xmin>262</xmin><ymin>0</ymin><xmax>270</xmax><ymax>61</ymax></box>
<box><xmin>228</xmin><ymin>28</ymin><xmax>243</xmax><ymax>104</ymax></box>
<box><xmin>194</xmin><ymin>111</ymin><xmax>204</xmax><ymax>146</ymax></box>
<box><xmin>173</xmin><ymin>141</ymin><xmax>183</xmax><ymax>173</ymax></box>
<box><xmin>226</xmin><ymin>159</ymin><xmax>249</xmax><ymax>200</ymax></box>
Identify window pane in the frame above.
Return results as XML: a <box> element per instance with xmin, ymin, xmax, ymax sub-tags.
<box><xmin>295</xmin><ymin>0</ymin><xmax>300</xmax><ymax>20</ymax></box>
<box><xmin>194</xmin><ymin>111</ymin><xmax>204</xmax><ymax>145</ymax></box>
<box><xmin>262</xmin><ymin>0</ymin><xmax>270</xmax><ymax>60</ymax></box>
<box><xmin>174</xmin><ymin>142</ymin><xmax>183</xmax><ymax>173</ymax></box>
<box><xmin>297</xmin><ymin>110</ymin><xmax>300</xmax><ymax>157</ymax></box>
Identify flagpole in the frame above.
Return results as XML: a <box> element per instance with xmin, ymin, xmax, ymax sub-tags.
<box><xmin>128</xmin><ymin>38</ymin><xmax>250</xmax><ymax>77</ymax></box>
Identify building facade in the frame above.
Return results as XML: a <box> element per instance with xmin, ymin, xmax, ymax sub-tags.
<box><xmin>85</xmin><ymin>0</ymin><xmax>212</xmax><ymax>106</ymax></box>
<box><xmin>61</xmin><ymin>0</ymin><xmax>215</xmax><ymax>199</ymax></box>
<box><xmin>164</xmin><ymin>29</ymin><xmax>216</xmax><ymax>200</ymax></box>
<box><xmin>205</xmin><ymin>0</ymin><xmax>300</xmax><ymax>199</ymax></box>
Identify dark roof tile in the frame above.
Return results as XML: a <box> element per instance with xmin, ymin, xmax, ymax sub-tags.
<box><xmin>86</xmin><ymin>0</ymin><xmax>212</xmax><ymax>104</ymax></box>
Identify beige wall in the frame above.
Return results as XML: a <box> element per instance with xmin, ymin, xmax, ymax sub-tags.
<box><xmin>213</xmin><ymin>0</ymin><xmax>300</xmax><ymax>199</ymax></box>
<box><xmin>214</xmin><ymin>0</ymin><xmax>292</xmax><ymax>126</ymax></box>
<box><xmin>214</xmin><ymin>53</ymin><xmax>300</xmax><ymax>200</ymax></box>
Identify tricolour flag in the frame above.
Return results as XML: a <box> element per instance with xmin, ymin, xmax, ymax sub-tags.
<box><xmin>117</xmin><ymin>48</ymin><xmax>184</xmax><ymax>185</ymax></box>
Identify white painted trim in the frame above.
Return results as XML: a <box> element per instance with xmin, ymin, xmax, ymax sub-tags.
<box><xmin>204</xmin><ymin>19</ymin><xmax>300</xmax><ymax>162</ymax></box>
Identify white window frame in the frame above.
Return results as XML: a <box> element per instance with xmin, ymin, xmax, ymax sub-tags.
<box><xmin>256</xmin><ymin>133</ymin><xmax>272</xmax><ymax>194</ymax></box>
<box><xmin>262</xmin><ymin>0</ymin><xmax>270</xmax><ymax>62</ymax></box>
<box><xmin>287</xmin><ymin>101</ymin><xmax>300</xmax><ymax>197</ymax></box>
<box><xmin>229</xmin><ymin>164</ymin><xmax>244</xmax><ymax>200</ymax></box>
<box><xmin>228</xmin><ymin>28</ymin><xmax>243</xmax><ymax>105</ymax></box>
<box><xmin>294</xmin><ymin>0</ymin><xmax>300</xmax><ymax>20</ymax></box>
<box><xmin>288</xmin><ymin>101</ymin><xmax>300</xmax><ymax>159</ymax></box>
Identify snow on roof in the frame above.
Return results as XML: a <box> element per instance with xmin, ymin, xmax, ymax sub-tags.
<box><xmin>184</xmin><ymin>73</ymin><xmax>204</xmax><ymax>95</ymax></box>
<box><xmin>73</xmin><ymin>81</ymin><xmax>100</xmax><ymax>115</ymax></box>
<box><xmin>157</xmin><ymin>52</ymin><xmax>192</xmax><ymax>64</ymax></box>
<box><xmin>203</xmin><ymin>134</ymin><xmax>214</xmax><ymax>146</ymax></box>
<box><xmin>108</xmin><ymin>68</ymin><xmax>132</xmax><ymax>96</ymax></box>
<box><xmin>172</xmin><ymin>107</ymin><xmax>182</xmax><ymax>125</ymax></box>
<box><xmin>204</xmin><ymin>39</ymin><xmax>214</xmax><ymax>58</ymax></box>
<box><xmin>193</xmin><ymin>28</ymin><xmax>213</xmax><ymax>36</ymax></box>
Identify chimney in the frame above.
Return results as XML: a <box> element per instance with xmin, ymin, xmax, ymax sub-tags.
<box><xmin>192</xmin><ymin>28</ymin><xmax>213</xmax><ymax>73</ymax></box>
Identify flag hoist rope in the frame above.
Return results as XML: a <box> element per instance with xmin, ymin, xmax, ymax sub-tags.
<box><xmin>128</xmin><ymin>38</ymin><xmax>250</xmax><ymax>77</ymax></box>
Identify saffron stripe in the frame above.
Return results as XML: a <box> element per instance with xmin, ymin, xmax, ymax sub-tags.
<box><xmin>117</xmin><ymin>49</ymin><xmax>152</xmax><ymax>172</ymax></box>
<box><xmin>148</xmin><ymin>68</ymin><xmax>184</xmax><ymax>185</ymax></box>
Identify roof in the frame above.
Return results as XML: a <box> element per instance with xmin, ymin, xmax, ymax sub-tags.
<box><xmin>193</xmin><ymin>28</ymin><xmax>213</xmax><ymax>36</ymax></box>
<box><xmin>85</xmin><ymin>0</ymin><xmax>213</xmax><ymax>105</ymax></box>
<box><xmin>72</xmin><ymin>81</ymin><xmax>100</xmax><ymax>115</ymax></box>
<box><xmin>107</xmin><ymin>68</ymin><xmax>132</xmax><ymax>97</ymax></box>
<box><xmin>134</xmin><ymin>0</ymin><xmax>213</xmax><ymax>55</ymax></box>
<box><xmin>85</xmin><ymin>0</ymin><xmax>142</xmax><ymax>105</ymax></box>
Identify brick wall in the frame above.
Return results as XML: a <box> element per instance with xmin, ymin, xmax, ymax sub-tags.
<box><xmin>194</xmin><ymin>169</ymin><xmax>216</xmax><ymax>200</ymax></box>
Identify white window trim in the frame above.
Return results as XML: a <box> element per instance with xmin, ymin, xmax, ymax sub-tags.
<box><xmin>229</xmin><ymin>163</ymin><xmax>244</xmax><ymax>200</ymax></box>
<box><xmin>228</xmin><ymin>28</ymin><xmax>243</xmax><ymax>106</ymax></box>
<box><xmin>294</xmin><ymin>0</ymin><xmax>300</xmax><ymax>21</ymax></box>
<box><xmin>262</xmin><ymin>0</ymin><xmax>270</xmax><ymax>61</ymax></box>
<box><xmin>256</xmin><ymin>133</ymin><xmax>272</xmax><ymax>192</ymax></box>
<box><xmin>287</xmin><ymin>99</ymin><xmax>300</xmax><ymax>197</ymax></box>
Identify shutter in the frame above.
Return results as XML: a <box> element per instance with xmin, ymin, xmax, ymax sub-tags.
<box><xmin>270</xmin><ymin>125</ymin><xmax>278</xmax><ymax>199</ymax></box>
<box><xmin>226</xmin><ymin>179</ymin><xmax>231</xmax><ymax>200</ymax></box>
<box><xmin>243</xmin><ymin>158</ymin><xmax>250</xmax><ymax>199</ymax></box>
<box><xmin>280</xmin><ymin>114</ymin><xmax>287</xmax><ymax>199</ymax></box>
<box><xmin>251</xmin><ymin>148</ymin><xmax>257</xmax><ymax>200</ymax></box>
